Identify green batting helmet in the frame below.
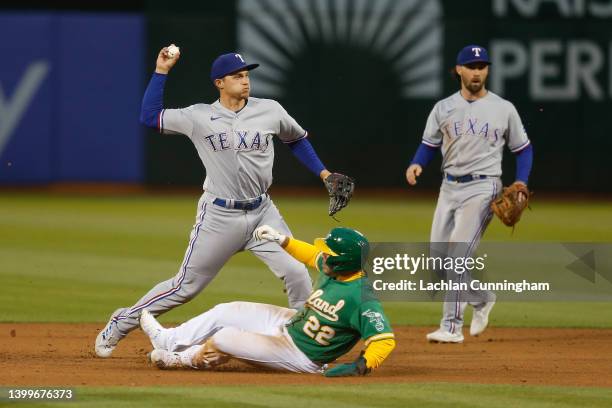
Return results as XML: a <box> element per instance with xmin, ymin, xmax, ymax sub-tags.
<box><xmin>314</xmin><ymin>227</ymin><xmax>369</xmax><ymax>274</ymax></box>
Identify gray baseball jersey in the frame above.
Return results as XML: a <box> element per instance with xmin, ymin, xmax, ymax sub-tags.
<box><xmin>422</xmin><ymin>91</ymin><xmax>530</xmax><ymax>177</ymax></box>
<box><xmin>161</xmin><ymin>97</ymin><xmax>307</xmax><ymax>199</ymax></box>
<box><xmin>97</xmin><ymin>97</ymin><xmax>313</xmax><ymax>353</ymax></box>
<box><xmin>422</xmin><ymin>91</ymin><xmax>530</xmax><ymax>337</ymax></box>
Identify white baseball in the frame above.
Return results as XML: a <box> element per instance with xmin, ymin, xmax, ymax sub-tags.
<box><xmin>167</xmin><ymin>45</ymin><xmax>180</xmax><ymax>58</ymax></box>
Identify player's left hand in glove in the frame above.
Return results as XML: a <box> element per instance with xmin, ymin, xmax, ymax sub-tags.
<box><xmin>491</xmin><ymin>181</ymin><xmax>531</xmax><ymax>227</ymax></box>
<box><xmin>324</xmin><ymin>356</ymin><xmax>370</xmax><ymax>377</ymax></box>
<box><xmin>324</xmin><ymin>173</ymin><xmax>355</xmax><ymax>216</ymax></box>
<box><xmin>253</xmin><ymin>225</ymin><xmax>286</xmax><ymax>244</ymax></box>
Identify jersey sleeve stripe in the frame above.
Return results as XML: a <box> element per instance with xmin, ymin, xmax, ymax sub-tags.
<box><xmin>422</xmin><ymin>139</ymin><xmax>442</xmax><ymax>148</ymax></box>
<box><xmin>364</xmin><ymin>333</ymin><xmax>395</xmax><ymax>346</ymax></box>
<box><xmin>282</xmin><ymin>130</ymin><xmax>308</xmax><ymax>144</ymax></box>
<box><xmin>158</xmin><ymin>109</ymin><xmax>165</xmax><ymax>133</ymax></box>
<box><xmin>510</xmin><ymin>139</ymin><xmax>530</xmax><ymax>153</ymax></box>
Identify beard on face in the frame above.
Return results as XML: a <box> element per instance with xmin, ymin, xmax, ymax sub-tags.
<box><xmin>462</xmin><ymin>76</ymin><xmax>484</xmax><ymax>93</ymax></box>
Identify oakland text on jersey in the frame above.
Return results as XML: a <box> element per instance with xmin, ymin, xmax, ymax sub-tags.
<box><xmin>306</xmin><ymin>289</ymin><xmax>346</xmax><ymax>322</ymax></box>
<box><xmin>203</xmin><ymin>130</ymin><xmax>271</xmax><ymax>152</ymax></box>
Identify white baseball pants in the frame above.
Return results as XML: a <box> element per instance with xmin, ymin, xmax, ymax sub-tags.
<box><xmin>159</xmin><ymin>301</ymin><xmax>322</xmax><ymax>373</ymax></box>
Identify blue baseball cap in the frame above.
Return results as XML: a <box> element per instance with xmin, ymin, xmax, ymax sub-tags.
<box><xmin>456</xmin><ymin>45</ymin><xmax>491</xmax><ymax>65</ymax></box>
<box><xmin>210</xmin><ymin>53</ymin><xmax>259</xmax><ymax>82</ymax></box>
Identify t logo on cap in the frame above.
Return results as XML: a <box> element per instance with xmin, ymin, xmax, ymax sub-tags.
<box><xmin>456</xmin><ymin>44</ymin><xmax>491</xmax><ymax>66</ymax></box>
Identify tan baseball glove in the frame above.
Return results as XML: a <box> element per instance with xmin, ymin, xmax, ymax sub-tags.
<box><xmin>491</xmin><ymin>182</ymin><xmax>531</xmax><ymax>227</ymax></box>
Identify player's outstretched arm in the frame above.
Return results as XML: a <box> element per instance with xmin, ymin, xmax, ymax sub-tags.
<box><xmin>139</xmin><ymin>44</ymin><xmax>180</xmax><ymax>129</ymax></box>
<box><xmin>253</xmin><ymin>226</ymin><xmax>320</xmax><ymax>268</ymax></box>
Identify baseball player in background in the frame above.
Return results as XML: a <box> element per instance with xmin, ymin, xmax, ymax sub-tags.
<box><xmin>95</xmin><ymin>45</ymin><xmax>354</xmax><ymax>358</ymax></box>
<box><xmin>405</xmin><ymin>45</ymin><xmax>533</xmax><ymax>343</ymax></box>
<box><xmin>138</xmin><ymin>226</ymin><xmax>395</xmax><ymax>376</ymax></box>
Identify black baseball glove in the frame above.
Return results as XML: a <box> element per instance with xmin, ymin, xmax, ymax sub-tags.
<box><xmin>324</xmin><ymin>173</ymin><xmax>355</xmax><ymax>216</ymax></box>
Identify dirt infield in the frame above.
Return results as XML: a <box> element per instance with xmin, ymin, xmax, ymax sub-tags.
<box><xmin>1</xmin><ymin>324</ymin><xmax>611</xmax><ymax>387</ymax></box>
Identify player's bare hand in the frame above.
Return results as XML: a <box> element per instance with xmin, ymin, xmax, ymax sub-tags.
<box><xmin>155</xmin><ymin>44</ymin><xmax>180</xmax><ymax>74</ymax></box>
<box><xmin>253</xmin><ymin>225</ymin><xmax>287</xmax><ymax>245</ymax></box>
<box><xmin>406</xmin><ymin>164</ymin><xmax>422</xmax><ymax>186</ymax></box>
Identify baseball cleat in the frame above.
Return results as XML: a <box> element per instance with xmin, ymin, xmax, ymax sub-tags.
<box><xmin>470</xmin><ymin>299</ymin><xmax>496</xmax><ymax>336</ymax></box>
<box><xmin>426</xmin><ymin>329</ymin><xmax>464</xmax><ymax>343</ymax></box>
<box><xmin>95</xmin><ymin>308</ymin><xmax>126</xmax><ymax>358</ymax></box>
<box><xmin>149</xmin><ymin>349</ymin><xmax>183</xmax><ymax>369</ymax></box>
<box><xmin>140</xmin><ymin>309</ymin><xmax>167</xmax><ymax>350</ymax></box>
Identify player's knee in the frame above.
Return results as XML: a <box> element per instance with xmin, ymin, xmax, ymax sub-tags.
<box><xmin>283</xmin><ymin>262</ymin><xmax>310</xmax><ymax>284</ymax></box>
<box><xmin>210</xmin><ymin>327</ymin><xmax>241</xmax><ymax>354</ymax></box>
<box><xmin>174</xmin><ymin>274</ymin><xmax>208</xmax><ymax>302</ymax></box>
<box><xmin>285</xmin><ymin>264</ymin><xmax>312</xmax><ymax>290</ymax></box>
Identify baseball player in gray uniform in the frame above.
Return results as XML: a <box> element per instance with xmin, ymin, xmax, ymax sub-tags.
<box><xmin>406</xmin><ymin>45</ymin><xmax>533</xmax><ymax>343</ymax></box>
<box><xmin>95</xmin><ymin>45</ymin><xmax>351</xmax><ymax>358</ymax></box>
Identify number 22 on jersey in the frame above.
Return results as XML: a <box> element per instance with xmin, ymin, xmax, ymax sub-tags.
<box><xmin>302</xmin><ymin>316</ymin><xmax>335</xmax><ymax>345</ymax></box>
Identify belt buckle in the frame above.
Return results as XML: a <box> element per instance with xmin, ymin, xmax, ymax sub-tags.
<box><xmin>249</xmin><ymin>197</ymin><xmax>262</xmax><ymax>210</ymax></box>
<box><xmin>235</xmin><ymin>195</ymin><xmax>264</xmax><ymax>211</ymax></box>
<box><xmin>238</xmin><ymin>197</ymin><xmax>259</xmax><ymax>211</ymax></box>
<box><xmin>457</xmin><ymin>174</ymin><xmax>474</xmax><ymax>183</ymax></box>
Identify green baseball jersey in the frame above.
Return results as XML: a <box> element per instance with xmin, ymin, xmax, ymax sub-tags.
<box><xmin>286</xmin><ymin>256</ymin><xmax>393</xmax><ymax>364</ymax></box>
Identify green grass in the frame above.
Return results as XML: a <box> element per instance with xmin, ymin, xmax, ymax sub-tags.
<box><xmin>0</xmin><ymin>193</ymin><xmax>611</xmax><ymax>326</ymax></box>
<box><xmin>1</xmin><ymin>193</ymin><xmax>611</xmax><ymax>407</ymax></box>
<box><xmin>11</xmin><ymin>384</ymin><xmax>612</xmax><ymax>408</ymax></box>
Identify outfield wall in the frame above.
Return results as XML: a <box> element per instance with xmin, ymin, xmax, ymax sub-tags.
<box><xmin>0</xmin><ymin>12</ymin><xmax>144</xmax><ymax>183</ymax></box>
<box><xmin>1</xmin><ymin>1</ymin><xmax>610</xmax><ymax>191</ymax></box>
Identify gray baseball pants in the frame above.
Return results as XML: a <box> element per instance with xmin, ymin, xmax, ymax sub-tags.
<box><xmin>111</xmin><ymin>191</ymin><xmax>312</xmax><ymax>337</ymax></box>
<box><xmin>430</xmin><ymin>177</ymin><xmax>501</xmax><ymax>334</ymax></box>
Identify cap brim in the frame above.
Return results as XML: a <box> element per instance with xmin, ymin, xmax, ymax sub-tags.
<box><xmin>225</xmin><ymin>63</ymin><xmax>259</xmax><ymax>77</ymax></box>
<box><xmin>459</xmin><ymin>59</ymin><xmax>491</xmax><ymax>66</ymax></box>
<box><xmin>314</xmin><ymin>238</ymin><xmax>337</xmax><ymax>256</ymax></box>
